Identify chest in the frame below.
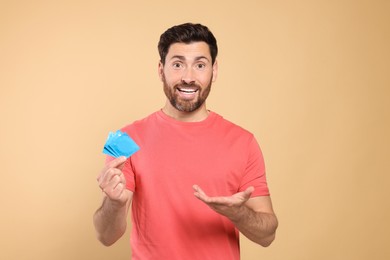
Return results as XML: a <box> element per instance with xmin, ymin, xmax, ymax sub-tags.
<box><xmin>132</xmin><ymin>130</ymin><xmax>249</xmax><ymax>196</ymax></box>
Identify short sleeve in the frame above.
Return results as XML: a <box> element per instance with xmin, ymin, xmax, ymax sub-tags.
<box><xmin>239</xmin><ymin>136</ymin><xmax>270</xmax><ymax>197</ymax></box>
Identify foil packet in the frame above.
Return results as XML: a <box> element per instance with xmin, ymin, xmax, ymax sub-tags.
<box><xmin>102</xmin><ymin>130</ymin><xmax>140</xmax><ymax>158</ymax></box>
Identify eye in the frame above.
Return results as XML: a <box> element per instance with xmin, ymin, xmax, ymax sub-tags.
<box><xmin>195</xmin><ymin>63</ymin><xmax>206</xmax><ymax>70</ymax></box>
<box><xmin>172</xmin><ymin>62</ymin><xmax>183</xmax><ymax>69</ymax></box>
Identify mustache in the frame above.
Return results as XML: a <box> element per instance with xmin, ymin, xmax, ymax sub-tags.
<box><xmin>174</xmin><ymin>82</ymin><xmax>201</xmax><ymax>89</ymax></box>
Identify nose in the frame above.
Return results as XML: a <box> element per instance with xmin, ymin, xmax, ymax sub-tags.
<box><xmin>181</xmin><ymin>67</ymin><xmax>195</xmax><ymax>84</ymax></box>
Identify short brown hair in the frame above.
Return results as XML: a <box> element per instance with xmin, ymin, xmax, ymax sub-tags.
<box><xmin>158</xmin><ymin>23</ymin><xmax>218</xmax><ymax>65</ymax></box>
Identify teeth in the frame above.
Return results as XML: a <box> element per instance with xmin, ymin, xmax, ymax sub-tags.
<box><xmin>178</xmin><ymin>88</ymin><xmax>197</xmax><ymax>93</ymax></box>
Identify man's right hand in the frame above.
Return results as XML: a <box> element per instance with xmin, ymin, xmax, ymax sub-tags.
<box><xmin>94</xmin><ymin>156</ymin><xmax>133</xmax><ymax>246</ymax></box>
<box><xmin>97</xmin><ymin>156</ymin><xmax>128</xmax><ymax>207</ymax></box>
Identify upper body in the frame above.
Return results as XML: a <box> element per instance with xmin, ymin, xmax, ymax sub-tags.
<box><xmin>118</xmin><ymin>109</ymin><xmax>269</xmax><ymax>259</ymax></box>
<box><xmin>93</xmin><ymin>23</ymin><xmax>278</xmax><ymax>259</ymax></box>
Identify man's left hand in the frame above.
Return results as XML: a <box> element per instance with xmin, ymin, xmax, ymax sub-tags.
<box><xmin>193</xmin><ymin>184</ymin><xmax>254</xmax><ymax>221</ymax></box>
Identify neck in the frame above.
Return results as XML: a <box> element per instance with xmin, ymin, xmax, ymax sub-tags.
<box><xmin>162</xmin><ymin>101</ymin><xmax>209</xmax><ymax>122</ymax></box>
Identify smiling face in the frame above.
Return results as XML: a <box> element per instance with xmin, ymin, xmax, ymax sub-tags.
<box><xmin>159</xmin><ymin>42</ymin><xmax>218</xmax><ymax>120</ymax></box>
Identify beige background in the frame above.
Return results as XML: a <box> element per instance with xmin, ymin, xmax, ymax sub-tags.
<box><xmin>1</xmin><ymin>0</ymin><xmax>389</xmax><ymax>259</ymax></box>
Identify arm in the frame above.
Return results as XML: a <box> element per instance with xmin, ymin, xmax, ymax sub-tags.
<box><xmin>193</xmin><ymin>185</ymin><xmax>278</xmax><ymax>247</ymax></box>
<box><xmin>93</xmin><ymin>156</ymin><xmax>133</xmax><ymax>246</ymax></box>
<box><xmin>232</xmin><ymin>195</ymin><xmax>278</xmax><ymax>246</ymax></box>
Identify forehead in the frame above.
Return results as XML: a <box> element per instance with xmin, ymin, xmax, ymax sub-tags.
<box><xmin>166</xmin><ymin>42</ymin><xmax>211</xmax><ymax>61</ymax></box>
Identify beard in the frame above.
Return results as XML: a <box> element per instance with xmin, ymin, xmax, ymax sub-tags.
<box><xmin>162</xmin><ymin>74</ymin><xmax>212</xmax><ymax>113</ymax></box>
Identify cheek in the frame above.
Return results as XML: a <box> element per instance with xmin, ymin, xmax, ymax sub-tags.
<box><xmin>164</xmin><ymin>71</ymin><xmax>182</xmax><ymax>84</ymax></box>
<box><xmin>199</xmin><ymin>73</ymin><xmax>214</xmax><ymax>86</ymax></box>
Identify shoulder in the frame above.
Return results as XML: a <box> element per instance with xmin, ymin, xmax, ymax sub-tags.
<box><xmin>212</xmin><ymin>112</ymin><xmax>254</xmax><ymax>140</ymax></box>
<box><xmin>121</xmin><ymin>111</ymin><xmax>159</xmax><ymax>130</ymax></box>
<box><xmin>119</xmin><ymin>111</ymin><xmax>160</xmax><ymax>140</ymax></box>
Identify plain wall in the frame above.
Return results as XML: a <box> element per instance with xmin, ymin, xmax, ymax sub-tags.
<box><xmin>1</xmin><ymin>0</ymin><xmax>389</xmax><ymax>259</ymax></box>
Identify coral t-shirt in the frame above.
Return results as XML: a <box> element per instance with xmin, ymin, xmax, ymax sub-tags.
<box><xmin>119</xmin><ymin>110</ymin><xmax>269</xmax><ymax>259</ymax></box>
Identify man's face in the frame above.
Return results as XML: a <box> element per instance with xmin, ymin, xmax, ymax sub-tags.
<box><xmin>158</xmin><ymin>42</ymin><xmax>218</xmax><ymax>113</ymax></box>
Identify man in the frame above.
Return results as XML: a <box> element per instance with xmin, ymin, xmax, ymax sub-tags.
<box><xmin>93</xmin><ymin>23</ymin><xmax>278</xmax><ymax>259</ymax></box>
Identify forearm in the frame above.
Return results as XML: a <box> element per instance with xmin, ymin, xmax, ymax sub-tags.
<box><xmin>230</xmin><ymin>206</ymin><xmax>278</xmax><ymax>247</ymax></box>
<box><xmin>93</xmin><ymin>196</ymin><xmax>129</xmax><ymax>246</ymax></box>
<box><xmin>193</xmin><ymin>185</ymin><xmax>278</xmax><ymax>246</ymax></box>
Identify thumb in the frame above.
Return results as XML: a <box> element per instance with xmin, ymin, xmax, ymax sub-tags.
<box><xmin>242</xmin><ymin>186</ymin><xmax>255</xmax><ymax>199</ymax></box>
<box><xmin>107</xmin><ymin>156</ymin><xmax>127</xmax><ymax>170</ymax></box>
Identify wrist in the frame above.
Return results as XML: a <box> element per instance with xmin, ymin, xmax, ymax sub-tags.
<box><xmin>104</xmin><ymin>196</ymin><xmax>128</xmax><ymax>212</ymax></box>
<box><xmin>228</xmin><ymin>204</ymin><xmax>248</xmax><ymax>223</ymax></box>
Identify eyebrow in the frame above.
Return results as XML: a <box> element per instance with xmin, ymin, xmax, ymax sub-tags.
<box><xmin>170</xmin><ymin>55</ymin><xmax>210</xmax><ymax>62</ymax></box>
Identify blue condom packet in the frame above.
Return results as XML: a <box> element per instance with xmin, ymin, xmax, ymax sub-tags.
<box><xmin>102</xmin><ymin>130</ymin><xmax>140</xmax><ymax>158</ymax></box>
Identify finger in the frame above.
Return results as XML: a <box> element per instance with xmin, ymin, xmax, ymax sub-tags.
<box><xmin>193</xmin><ymin>185</ymin><xmax>204</xmax><ymax>196</ymax></box>
<box><xmin>118</xmin><ymin>171</ymin><xmax>126</xmax><ymax>183</ymax></box>
<box><xmin>113</xmin><ymin>181</ymin><xmax>126</xmax><ymax>195</ymax></box>
<box><xmin>193</xmin><ymin>185</ymin><xmax>212</xmax><ymax>202</ymax></box>
<box><xmin>102</xmin><ymin>174</ymin><xmax>123</xmax><ymax>195</ymax></box>
<box><xmin>111</xmin><ymin>180</ymin><xmax>127</xmax><ymax>199</ymax></box>
<box><xmin>98</xmin><ymin>156</ymin><xmax>127</xmax><ymax>178</ymax></box>
<box><xmin>242</xmin><ymin>186</ymin><xmax>255</xmax><ymax>198</ymax></box>
<box><xmin>98</xmin><ymin>168</ymin><xmax>123</xmax><ymax>189</ymax></box>
<box><xmin>104</xmin><ymin>182</ymin><xmax>126</xmax><ymax>202</ymax></box>
<box><xmin>106</xmin><ymin>156</ymin><xmax>127</xmax><ymax>170</ymax></box>
<box><xmin>97</xmin><ymin>156</ymin><xmax>126</xmax><ymax>181</ymax></box>
<box><xmin>98</xmin><ymin>166</ymin><xmax>121</xmax><ymax>183</ymax></box>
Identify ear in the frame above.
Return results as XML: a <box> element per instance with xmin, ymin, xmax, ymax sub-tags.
<box><xmin>212</xmin><ymin>59</ymin><xmax>218</xmax><ymax>82</ymax></box>
<box><xmin>158</xmin><ymin>61</ymin><xmax>164</xmax><ymax>81</ymax></box>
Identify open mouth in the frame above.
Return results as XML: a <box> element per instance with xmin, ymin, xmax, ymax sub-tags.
<box><xmin>177</xmin><ymin>87</ymin><xmax>198</xmax><ymax>94</ymax></box>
